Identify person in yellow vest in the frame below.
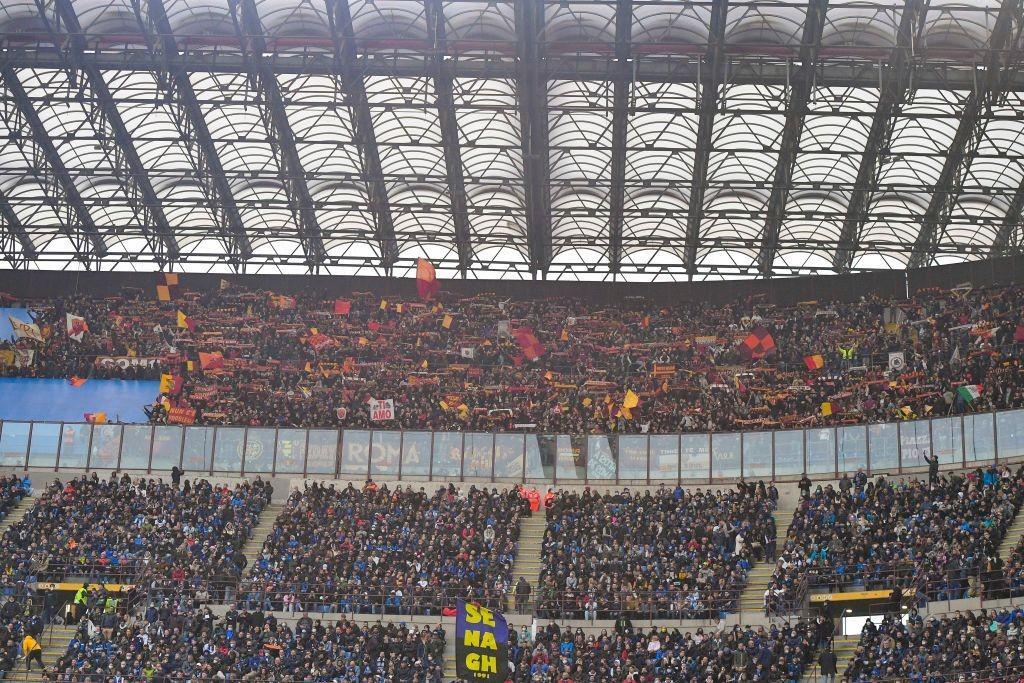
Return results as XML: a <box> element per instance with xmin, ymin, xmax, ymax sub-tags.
<box><xmin>72</xmin><ymin>583</ymin><xmax>89</xmax><ymax>624</ymax></box>
<box><xmin>22</xmin><ymin>632</ymin><xmax>42</xmax><ymax>671</ymax></box>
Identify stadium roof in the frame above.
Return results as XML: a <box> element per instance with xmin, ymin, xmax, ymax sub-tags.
<box><xmin>0</xmin><ymin>0</ymin><xmax>1022</xmax><ymax>281</ymax></box>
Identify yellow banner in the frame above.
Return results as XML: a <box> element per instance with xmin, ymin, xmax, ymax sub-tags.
<box><xmin>809</xmin><ymin>589</ymin><xmax>891</xmax><ymax>603</ymax></box>
<box><xmin>34</xmin><ymin>582</ymin><xmax>134</xmax><ymax>592</ymax></box>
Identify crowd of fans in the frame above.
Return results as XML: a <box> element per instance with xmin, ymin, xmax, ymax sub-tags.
<box><xmin>845</xmin><ymin>608</ymin><xmax>1024</xmax><ymax>681</ymax></box>
<box><xmin>2</xmin><ymin>280</ymin><xmax>1024</xmax><ymax>434</ymax></box>
<box><xmin>537</xmin><ymin>482</ymin><xmax>779</xmax><ymax>620</ymax></box>
<box><xmin>510</xmin><ymin>619</ymin><xmax>820</xmax><ymax>682</ymax></box>
<box><xmin>0</xmin><ymin>473</ymin><xmax>271</xmax><ymax>590</ymax></box>
<box><xmin>51</xmin><ymin>603</ymin><xmax>446</xmax><ymax>682</ymax></box>
<box><xmin>239</xmin><ymin>482</ymin><xmax>524</xmax><ymax>615</ymax></box>
<box><xmin>766</xmin><ymin>467</ymin><xmax>1024</xmax><ymax>613</ymax></box>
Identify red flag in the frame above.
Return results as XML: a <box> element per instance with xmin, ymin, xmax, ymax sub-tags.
<box><xmin>368</xmin><ymin>321</ymin><xmax>381</xmax><ymax>332</ymax></box>
<box><xmin>69</xmin><ymin>377</ymin><xmax>87</xmax><ymax>388</ymax></box>
<box><xmin>333</xmin><ymin>299</ymin><xmax>352</xmax><ymax>316</ymax></box>
<box><xmin>416</xmin><ymin>258</ymin><xmax>440</xmax><ymax>300</ymax></box>
<box><xmin>514</xmin><ymin>327</ymin><xmax>546</xmax><ymax>361</ymax></box>
<box><xmin>198</xmin><ymin>351</ymin><xmax>224</xmax><ymax>371</ymax></box>
<box><xmin>738</xmin><ymin>327</ymin><xmax>776</xmax><ymax>360</ymax></box>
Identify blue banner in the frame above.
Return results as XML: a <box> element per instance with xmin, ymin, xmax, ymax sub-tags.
<box><xmin>454</xmin><ymin>599</ymin><xmax>508</xmax><ymax>682</ymax></box>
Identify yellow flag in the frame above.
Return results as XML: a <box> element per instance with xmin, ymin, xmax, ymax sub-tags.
<box><xmin>544</xmin><ymin>370</ymin><xmax>553</xmax><ymax>381</ymax></box>
<box><xmin>623</xmin><ymin>389</ymin><xmax>640</xmax><ymax>409</ymax></box>
<box><xmin>442</xmin><ymin>314</ymin><xmax>454</xmax><ymax>330</ymax></box>
<box><xmin>561</xmin><ymin>329</ymin><xmax>569</xmax><ymax>342</ymax></box>
<box><xmin>358</xmin><ymin>336</ymin><xmax>369</xmax><ymax>346</ymax></box>
<box><xmin>380</xmin><ymin>299</ymin><xmax>388</xmax><ymax>310</ymax></box>
<box><xmin>186</xmin><ymin>360</ymin><xmax>194</xmax><ymax>372</ymax></box>
<box><xmin>176</xmin><ymin>310</ymin><xmax>188</xmax><ymax>329</ymax></box>
<box><xmin>439</xmin><ymin>400</ymin><xmax>449</xmax><ymax>410</ymax></box>
<box><xmin>159</xmin><ymin>373</ymin><xmax>173</xmax><ymax>394</ymax></box>
<box><xmin>820</xmin><ymin>402</ymin><xmax>833</xmax><ymax>417</ymax></box>
<box><xmin>421</xmin><ymin>359</ymin><xmax>429</xmax><ymax>369</ymax></box>
<box><xmin>396</xmin><ymin>303</ymin><xmax>404</xmax><ymax>314</ymax></box>
<box><xmin>582</xmin><ymin>397</ymin><xmax>592</xmax><ymax>407</ymax></box>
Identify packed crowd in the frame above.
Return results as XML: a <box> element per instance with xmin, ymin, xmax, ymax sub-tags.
<box><xmin>51</xmin><ymin>603</ymin><xmax>446</xmax><ymax>682</ymax></box>
<box><xmin>239</xmin><ymin>482</ymin><xmax>524</xmax><ymax>615</ymax></box>
<box><xmin>537</xmin><ymin>482</ymin><xmax>779</xmax><ymax>620</ymax></box>
<box><xmin>3</xmin><ymin>279</ymin><xmax>1024</xmax><ymax>434</ymax></box>
<box><xmin>844</xmin><ymin>608</ymin><xmax>1024</xmax><ymax>681</ymax></box>
<box><xmin>510</xmin><ymin>619</ymin><xmax>820</xmax><ymax>682</ymax></box>
<box><xmin>0</xmin><ymin>473</ymin><xmax>272</xmax><ymax>589</ymax></box>
<box><xmin>766</xmin><ymin>467</ymin><xmax>1024</xmax><ymax>612</ymax></box>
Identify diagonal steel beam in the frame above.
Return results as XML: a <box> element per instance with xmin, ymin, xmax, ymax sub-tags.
<box><xmin>0</xmin><ymin>188</ymin><xmax>36</xmax><ymax>264</ymax></box>
<box><xmin>991</xmin><ymin>177</ymin><xmax>1024</xmax><ymax>255</ymax></box>
<box><xmin>230</xmin><ymin>0</ymin><xmax>326</xmax><ymax>266</ymax></box>
<box><xmin>908</xmin><ymin>0</ymin><xmax>1023</xmax><ymax>268</ymax></box>
<box><xmin>48</xmin><ymin>0</ymin><xmax>179</xmax><ymax>262</ymax></box>
<box><xmin>608</xmin><ymin>0</ymin><xmax>632</xmax><ymax>274</ymax></box>
<box><xmin>426</xmin><ymin>0</ymin><xmax>471</xmax><ymax>275</ymax></box>
<box><xmin>0</xmin><ymin>66</ymin><xmax>106</xmax><ymax>261</ymax></box>
<box><xmin>833</xmin><ymin>0</ymin><xmax>925</xmax><ymax>272</ymax></box>
<box><xmin>327</xmin><ymin>0</ymin><xmax>398</xmax><ymax>272</ymax></box>
<box><xmin>140</xmin><ymin>0</ymin><xmax>251</xmax><ymax>264</ymax></box>
<box><xmin>515</xmin><ymin>0</ymin><xmax>552</xmax><ymax>275</ymax></box>
<box><xmin>757</xmin><ymin>0</ymin><xmax>828</xmax><ymax>275</ymax></box>
<box><xmin>684</xmin><ymin>0</ymin><xmax>729</xmax><ymax>275</ymax></box>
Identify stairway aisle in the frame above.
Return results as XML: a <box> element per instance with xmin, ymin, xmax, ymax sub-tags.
<box><xmin>800</xmin><ymin>634</ymin><xmax>861</xmax><ymax>682</ymax></box>
<box><xmin>998</xmin><ymin>502</ymin><xmax>1024</xmax><ymax>562</ymax></box>
<box><xmin>443</xmin><ymin>511</ymin><xmax>548</xmax><ymax>681</ymax></box>
<box><xmin>242</xmin><ymin>503</ymin><xmax>285</xmax><ymax>571</ymax></box>
<box><xmin>738</xmin><ymin>502</ymin><xmax>797</xmax><ymax>614</ymax></box>
<box><xmin>0</xmin><ymin>495</ymin><xmax>35</xmax><ymax>536</ymax></box>
<box><xmin>19</xmin><ymin>623</ymin><xmax>77</xmax><ymax>683</ymax></box>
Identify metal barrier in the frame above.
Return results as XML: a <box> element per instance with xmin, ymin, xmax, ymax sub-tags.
<box><xmin>0</xmin><ymin>407</ymin><xmax>1022</xmax><ymax>483</ymax></box>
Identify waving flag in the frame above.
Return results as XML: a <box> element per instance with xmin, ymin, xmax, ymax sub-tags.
<box><xmin>176</xmin><ymin>310</ymin><xmax>196</xmax><ymax>333</ymax></box>
<box><xmin>803</xmin><ymin>354</ymin><xmax>824</xmax><ymax>370</ymax></box>
<box><xmin>156</xmin><ymin>273</ymin><xmax>179</xmax><ymax>302</ymax></box>
<box><xmin>198</xmin><ymin>351</ymin><xmax>225</xmax><ymax>371</ymax></box>
<box><xmin>957</xmin><ymin>384</ymin><xmax>982</xmax><ymax>403</ymax></box>
<box><xmin>514</xmin><ymin>327</ymin><xmax>546</xmax><ymax>361</ymax></box>
<box><xmin>8</xmin><ymin>316</ymin><xmax>43</xmax><ymax>342</ymax></box>
<box><xmin>65</xmin><ymin>313</ymin><xmax>89</xmax><ymax>342</ymax></box>
<box><xmin>737</xmin><ymin>326</ymin><xmax>776</xmax><ymax>360</ymax></box>
<box><xmin>333</xmin><ymin>299</ymin><xmax>351</xmax><ymax>316</ymax></box>
<box><xmin>416</xmin><ymin>258</ymin><xmax>440</xmax><ymax>300</ymax></box>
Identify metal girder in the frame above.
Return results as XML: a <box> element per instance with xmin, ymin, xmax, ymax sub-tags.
<box><xmin>516</xmin><ymin>0</ymin><xmax>552</xmax><ymax>275</ymax></box>
<box><xmin>140</xmin><ymin>0</ymin><xmax>252</xmax><ymax>264</ymax></box>
<box><xmin>833</xmin><ymin>0</ymin><xmax>924</xmax><ymax>272</ymax></box>
<box><xmin>992</xmin><ymin>179</ymin><xmax>1024</xmax><ymax>255</ymax></box>
<box><xmin>757</xmin><ymin>0</ymin><xmax>828</xmax><ymax>275</ymax></box>
<box><xmin>425</xmin><ymin>0</ymin><xmax>471</xmax><ymax>275</ymax></box>
<box><xmin>607</xmin><ymin>0</ymin><xmax>632</xmax><ymax>274</ymax></box>
<box><xmin>0</xmin><ymin>66</ymin><xmax>106</xmax><ymax>261</ymax></box>
<box><xmin>46</xmin><ymin>0</ymin><xmax>179</xmax><ymax>262</ymax></box>
<box><xmin>684</xmin><ymin>0</ymin><xmax>728</xmax><ymax>275</ymax></box>
<box><xmin>0</xmin><ymin>188</ymin><xmax>36</xmax><ymax>265</ymax></box>
<box><xmin>6</xmin><ymin>48</ymin><xmax>1024</xmax><ymax>92</ymax></box>
<box><xmin>908</xmin><ymin>0</ymin><xmax>1024</xmax><ymax>268</ymax></box>
<box><xmin>327</xmin><ymin>0</ymin><xmax>398</xmax><ymax>272</ymax></box>
<box><xmin>230</xmin><ymin>0</ymin><xmax>326</xmax><ymax>266</ymax></box>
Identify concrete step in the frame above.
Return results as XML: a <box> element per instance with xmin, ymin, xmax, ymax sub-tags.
<box><xmin>242</xmin><ymin>504</ymin><xmax>285</xmax><ymax>564</ymax></box>
<box><xmin>999</xmin><ymin>505</ymin><xmax>1024</xmax><ymax>562</ymax></box>
<box><xmin>0</xmin><ymin>495</ymin><xmax>35</xmax><ymax>535</ymax></box>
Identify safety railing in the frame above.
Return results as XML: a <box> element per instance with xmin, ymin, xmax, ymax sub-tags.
<box><xmin>0</xmin><ymin>407</ymin><xmax>1022</xmax><ymax>484</ymax></box>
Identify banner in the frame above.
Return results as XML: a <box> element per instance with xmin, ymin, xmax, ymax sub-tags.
<box><xmin>8</xmin><ymin>316</ymin><xmax>43</xmax><ymax>342</ymax></box>
<box><xmin>94</xmin><ymin>356</ymin><xmax>160</xmax><ymax>369</ymax></box>
<box><xmin>455</xmin><ymin>600</ymin><xmax>508</xmax><ymax>682</ymax></box>
<box><xmin>14</xmin><ymin>349</ymin><xmax>34</xmax><ymax>368</ymax></box>
<box><xmin>369</xmin><ymin>398</ymin><xmax>395</xmax><ymax>421</ymax></box>
<box><xmin>460</xmin><ymin>346</ymin><xmax>476</xmax><ymax>359</ymax></box>
<box><xmin>0</xmin><ymin>350</ymin><xmax>13</xmax><ymax>367</ymax></box>
<box><xmin>167</xmin><ymin>406</ymin><xmax>197</xmax><ymax>425</ymax></box>
<box><xmin>888</xmin><ymin>351</ymin><xmax>905</xmax><ymax>371</ymax></box>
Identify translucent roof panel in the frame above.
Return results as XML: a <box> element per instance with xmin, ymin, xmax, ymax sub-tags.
<box><xmin>0</xmin><ymin>0</ymin><xmax>1019</xmax><ymax>277</ymax></box>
